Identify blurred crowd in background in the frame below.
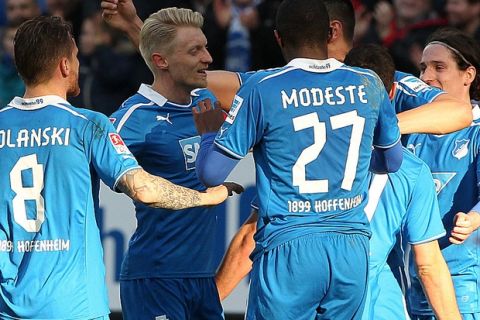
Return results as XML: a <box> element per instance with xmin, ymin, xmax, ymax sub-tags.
<box><xmin>1</xmin><ymin>0</ymin><xmax>479</xmax><ymax>115</ymax></box>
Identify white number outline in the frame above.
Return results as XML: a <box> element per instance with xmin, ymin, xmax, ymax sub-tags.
<box><xmin>292</xmin><ymin>111</ymin><xmax>365</xmax><ymax>194</ymax></box>
<box><xmin>10</xmin><ymin>154</ymin><xmax>45</xmax><ymax>232</ymax></box>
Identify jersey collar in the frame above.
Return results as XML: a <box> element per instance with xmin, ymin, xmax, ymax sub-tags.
<box><xmin>286</xmin><ymin>58</ymin><xmax>344</xmax><ymax>73</ymax></box>
<box><xmin>138</xmin><ymin>84</ymin><xmax>193</xmax><ymax>108</ymax></box>
<box><xmin>9</xmin><ymin>95</ymin><xmax>70</xmax><ymax>110</ymax></box>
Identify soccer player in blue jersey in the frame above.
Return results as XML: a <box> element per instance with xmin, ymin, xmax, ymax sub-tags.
<box><xmin>345</xmin><ymin>44</ymin><xmax>461</xmax><ymax>320</ymax></box>
<box><xmin>100</xmin><ymin>0</ymin><xmax>472</xmax><ymax>135</ymax></box>
<box><xmin>108</xmin><ymin>7</ymin><xmax>230</xmax><ymax>320</ymax></box>
<box><xmin>405</xmin><ymin>28</ymin><xmax>480</xmax><ymax>320</ymax></box>
<box><xmin>193</xmin><ymin>0</ymin><xmax>403</xmax><ymax>318</ymax></box>
<box><xmin>0</xmin><ymin>16</ymin><xmax>239</xmax><ymax>320</ymax></box>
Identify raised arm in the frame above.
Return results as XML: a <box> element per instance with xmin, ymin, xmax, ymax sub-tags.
<box><xmin>412</xmin><ymin>240</ymin><xmax>461</xmax><ymax>320</ymax></box>
<box><xmin>116</xmin><ymin>168</ymin><xmax>242</xmax><ymax>209</ymax></box>
<box><xmin>206</xmin><ymin>70</ymin><xmax>241</xmax><ymax>111</ymax></box>
<box><xmin>101</xmin><ymin>0</ymin><xmax>143</xmax><ymax>49</ymax></box>
<box><xmin>216</xmin><ymin>209</ymin><xmax>257</xmax><ymax>300</ymax></box>
<box><xmin>397</xmin><ymin>93</ymin><xmax>472</xmax><ymax>135</ymax></box>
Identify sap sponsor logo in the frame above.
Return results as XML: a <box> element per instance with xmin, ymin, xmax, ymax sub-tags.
<box><xmin>109</xmin><ymin>133</ymin><xmax>130</xmax><ymax>154</ymax></box>
<box><xmin>226</xmin><ymin>95</ymin><xmax>243</xmax><ymax>124</ymax></box>
<box><xmin>156</xmin><ymin>113</ymin><xmax>172</xmax><ymax>124</ymax></box>
<box><xmin>400</xmin><ymin>76</ymin><xmax>430</xmax><ymax>92</ymax></box>
<box><xmin>432</xmin><ymin>172</ymin><xmax>456</xmax><ymax>194</ymax></box>
<box><xmin>452</xmin><ymin>139</ymin><xmax>469</xmax><ymax>160</ymax></box>
<box><xmin>178</xmin><ymin>136</ymin><xmax>200</xmax><ymax>170</ymax></box>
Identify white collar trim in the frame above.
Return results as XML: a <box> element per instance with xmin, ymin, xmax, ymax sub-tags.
<box><xmin>286</xmin><ymin>58</ymin><xmax>343</xmax><ymax>73</ymax></box>
<box><xmin>138</xmin><ymin>84</ymin><xmax>192</xmax><ymax>108</ymax></box>
<box><xmin>9</xmin><ymin>95</ymin><xmax>70</xmax><ymax>110</ymax></box>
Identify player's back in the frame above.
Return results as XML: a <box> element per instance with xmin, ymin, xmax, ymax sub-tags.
<box><xmin>217</xmin><ymin>58</ymin><xmax>400</xmax><ymax>254</ymax></box>
<box><xmin>362</xmin><ymin>149</ymin><xmax>445</xmax><ymax>319</ymax></box>
<box><xmin>0</xmin><ymin>96</ymin><xmax>117</xmax><ymax>318</ymax></box>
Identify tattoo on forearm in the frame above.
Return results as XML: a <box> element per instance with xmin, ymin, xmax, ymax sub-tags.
<box><xmin>117</xmin><ymin>169</ymin><xmax>202</xmax><ymax>209</ymax></box>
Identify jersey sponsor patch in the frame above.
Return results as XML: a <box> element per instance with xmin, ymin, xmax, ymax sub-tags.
<box><xmin>226</xmin><ymin>95</ymin><xmax>243</xmax><ymax>124</ymax></box>
<box><xmin>178</xmin><ymin>136</ymin><xmax>201</xmax><ymax>170</ymax></box>
<box><xmin>452</xmin><ymin>139</ymin><xmax>469</xmax><ymax>159</ymax></box>
<box><xmin>109</xmin><ymin>133</ymin><xmax>130</xmax><ymax>154</ymax></box>
<box><xmin>400</xmin><ymin>76</ymin><xmax>430</xmax><ymax>93</ymax></box>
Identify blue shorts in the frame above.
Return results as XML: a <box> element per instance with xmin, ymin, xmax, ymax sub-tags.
<box><xmin>120</xmin><ymin>277</ymin><xmax>223</xmax><ymax>320</ymax></box>
<box><xmin>246</xmin><ymin>233</ymin><xmax>369</xmax><ymax>320</ymax></box>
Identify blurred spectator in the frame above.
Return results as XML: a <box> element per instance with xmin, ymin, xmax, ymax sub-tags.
<box><xmin>358</xmin><ymin>0</ymin><xmax>447</xmax><ymax>75</ymax></box>
<box><xmin>69</xmin><ymin>12</ymin><xmax>139</xmax><ymax>115</ymax></box>
<box><xmin>445</xmin><ymin>0</ymin><xmax>480</xmax><ymax>41</ymax></box>
<box><xmin>5</xmin><ymin>0</ymin><xmax>40</xmax><ymax>24</ymax></box>
<box><xmin>0</xmin><ymin>21</ymin><xmax>24</xmax><ymax>106</ymax></box>
<box><xmin>44</xmin><ymin>0</ymin><xmax>86</xmax><ymax>42</ymax></box>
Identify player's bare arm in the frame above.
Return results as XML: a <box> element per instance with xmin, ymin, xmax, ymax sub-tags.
<box><xmin>117</xmin><ymin>168</ymin><xmax>242</xmax><ymax>209</ymax></box>
<box><xmin>397</xmin><ymin>93</ymin><xmax>472</xmax><ymax>134</ymax></box>
<box><xmin>215</xmin><ymin>210</ymin><xmax>257</xmax><ymax>300</ymax></box>
<box><xmin>413</xmin><ymin>240</ymin><xmax>461</xmax><ymax>320</ymax></box>
<box><xmin>101</xmin><ymin>0</ymin><xmax>142</xmax><ymax>48</ymax></box>
<box><xmin>206</xmin><ymin>70</ymin><xmax>241</xmax><ymax>111</ymax></box>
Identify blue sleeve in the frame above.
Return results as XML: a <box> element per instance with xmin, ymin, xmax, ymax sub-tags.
<box><xmin>393</xmin><ymin>71</ymin><xmax>445</xmax><ymax>113</ymax></box>
<box><xmin>404</xmin><ymin>163</ymin><xmax>446</xmax><ymax>244</ymax></box>
<box><xmin>196</xmin><ymin>133</ymin><xmax>240</xmax><ymax>186</ymax></box>
<box><xmin>84</xmin><ymin>113</ymin><xmax>140</xmax><ymax>190</ymax></box>
<box><xmin>369</xmin><ymin>140</ymin><xmax>403</xmax><ymax>173</ymax></box>
<box><xmin>373</xmin><ymin>88</ymin><xmax>401</xmax><ymax>148</ymax></box>
<box><xmin>214</xmin><ymin>79</ymin><xmax>265</xmax><ymax>158</ymax></box>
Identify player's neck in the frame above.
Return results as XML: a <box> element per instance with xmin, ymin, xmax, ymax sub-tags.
<box><xmin>327</xmin><ymin>43</ymin><xmax>350</xmax><ymax>62</ymax></box>
<box><xmin>283</xmin><ymin>46</ymin><xmax>328</xmax><ymax>63</ymax></box>
<box><xmin>23</xmin><ymin>83</ymin><xmax>67</xmax><ymax>100</ymax></box>
<box><xmin>151</xmin><ymin>78</ymin><xmax>191</xmax><ymax>105</ymax></box>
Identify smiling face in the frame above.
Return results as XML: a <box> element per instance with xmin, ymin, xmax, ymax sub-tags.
<box><xmin>420</xmin><ymin>43</ymin><xmax>473</xmax><ymax>100</ymax></box>
<box><xmin>164</xmin><ymin>26</ymin><xmax>212</xmax><ymax>91</ymax></box>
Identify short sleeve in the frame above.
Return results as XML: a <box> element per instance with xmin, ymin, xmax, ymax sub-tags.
<box><xmin>83</xmin><ymin>113</ymin><xmax>140</xmax><ymax>190</ymax></box>
<box><xmin>403</xmin><ymin>163</ymin><xmax>446</xmax><ymax>244</ymax></box>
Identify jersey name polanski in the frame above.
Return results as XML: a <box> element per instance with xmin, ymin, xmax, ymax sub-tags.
<box><xmin>0</xmin><ymin>95</ymin><xmax>139</xmax><ymax>319</ymax></box>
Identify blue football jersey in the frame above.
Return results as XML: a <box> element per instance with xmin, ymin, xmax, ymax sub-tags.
<box><xmin>110</xmin><ymin>84</ymin><xmax>220</xmax><ymax>279</ymax></box>
<box><xmin>405</xmin><ymin>104</ymin><xmax>480</xmax><ymax>314</ymax></box>
<box><xmin>362</xmin><ymin>149</ymin><xmax>445</xmax><ymax>320</ymax></box>
<box><xmin>392</xmin><ymin>71</ymin><xmax>445</xmax><ymax>113</ymax></box>
<box><xmin>0</xmin><ymin>96</ymin><xmax>139</xmax><ymax>319</ymax></box>
<box><xmin>216</xmin><ymin>58</ymin><xmax>401</xmax><ymax>258</ymax></box>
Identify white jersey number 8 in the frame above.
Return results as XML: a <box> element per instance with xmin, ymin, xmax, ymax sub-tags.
<box><xmin>10</xmin><ymin>154</ymin><xmax>45</xmax><ymax>232</ymax></box>
<box><xmin>292</xmin><ymin>111</ymin><xmax>365</xmax><ymax>194</ymax></box>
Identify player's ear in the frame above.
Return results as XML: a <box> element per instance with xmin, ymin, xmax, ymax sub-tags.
<box><xmin>328</xmin><ymin>20</ymin><xmax>342</xmax><ymax>44</ymax></box>
<box><xmin>464</xmin><ymin>65</ymin><xmax>476</xmax><ymax>87</ymax></box>
<box><xmin>152</xmin><ymin>53</ymin><xmax>168</xmax><ymax>70</ymax></box>
<box><xmin>59</xmin><ymin>57</ymin><xmax>70</xmax><ymax>78</ymax></box>
<box><xmin>274</xmin><ymin>30</ymin><xmax>283</xmax><ymax>48</ymax></box>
